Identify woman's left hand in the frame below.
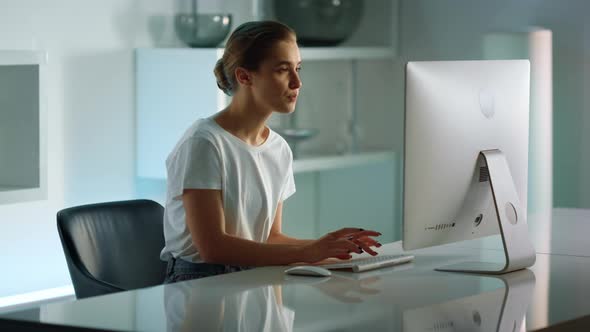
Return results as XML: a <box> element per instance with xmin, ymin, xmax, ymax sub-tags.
<box><xmin>331</xmin><ymin>228</ymin><xmax>382</xmax><ymax>256</ymax></box>
<box><xmin>344</xmin><ymin>232</ymin><xmax>382</xmax><ymax>256</ymax></box>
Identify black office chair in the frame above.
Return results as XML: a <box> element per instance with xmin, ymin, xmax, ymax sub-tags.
<box><xmin>57</xmin><ymin>199</ymin><xmax>167</xmax><ymax>299</ymax></box>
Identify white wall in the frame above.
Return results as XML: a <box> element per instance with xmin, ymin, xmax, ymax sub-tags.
<box><xmin>399</xmin><ymin>0</ymin><xmax>590</xmax><ymax>208</ymax></box>
<box><xmin>0</xmin><ymin>0</ymin><xmax>182</xmax><ymax>298</ymax></box>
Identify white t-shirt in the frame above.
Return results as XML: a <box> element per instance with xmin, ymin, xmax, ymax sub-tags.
<box><xmin>160</xmin><ymin>114</ymin><xmax>296</xmax><ymax>263</ymax></box>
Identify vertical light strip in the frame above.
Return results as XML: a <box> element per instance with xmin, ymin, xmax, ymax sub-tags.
<box><xmin>528</xmin><ymin>28</ymin><xmax>553</xmax><ymax>328</ymax></box>
<box><xmin>483</xmin><ymin>27</ymin><xmax>553</xmax><ymax>327</ymax></box>
<box><xmin>350</xmin><ymin>59</ymin><xmax>358</xmax><ymax>153</ymax></box>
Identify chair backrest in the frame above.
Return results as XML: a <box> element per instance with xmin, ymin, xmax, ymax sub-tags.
<box><xmin>57</xmin><ymin>199</ymin><xmax>167</xmax><ymax>299</ymax></box>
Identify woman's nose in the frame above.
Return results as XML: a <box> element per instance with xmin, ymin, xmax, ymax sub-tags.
<box><xmin>290</xmin><ymin>72</ymin><xmax>302</xmax><ymax>89</ymax></box>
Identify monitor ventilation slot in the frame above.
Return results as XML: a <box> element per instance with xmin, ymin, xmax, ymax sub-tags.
<box><xmin>479</xmin><ymin>166</ymin><xmax>489</xmax><ymax>182</ymax></box>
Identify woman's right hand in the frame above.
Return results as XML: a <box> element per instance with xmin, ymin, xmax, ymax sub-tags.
<box><xmin>301</xmin><ymin>228</ymin><xmax>382</xmax><ymax>263</ymax></box>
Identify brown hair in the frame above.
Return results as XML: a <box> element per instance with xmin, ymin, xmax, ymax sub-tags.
<box><xmin>214</xmin><ymin>20</ymin><xmax>296</xmax><ymax>96</ymax></box>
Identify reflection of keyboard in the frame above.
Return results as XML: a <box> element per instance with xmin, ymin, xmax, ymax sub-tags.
<box><xmin>319</xmin><ymin>254</ymin><xmax>414</xmax><ymax>273</ymax></box>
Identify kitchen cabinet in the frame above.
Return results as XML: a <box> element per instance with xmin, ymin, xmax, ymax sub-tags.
<box><xmin>135</xmin><ymin>153</ymin><xmax>401</xmax><ymax>243</ymax></box>
<box><xmin>134</xmin><ymin>0</ymin><xmax>404</xmax><ymax>241</ymax></box>
<box><xmin>135</xmin><ymin>48</ymin><xmax>402</xmax><ymax>178</ymax></box>
<box><xmin>283</xmin><ymin>154</ymin><xmax>400</xmax><ymax>243</ymax></box>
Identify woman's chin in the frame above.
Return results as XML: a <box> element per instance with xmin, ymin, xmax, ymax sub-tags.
<box><xmin>275</xmin><ymin>105</ymin><xmax>296</xmax><ymax>114</ymax></box>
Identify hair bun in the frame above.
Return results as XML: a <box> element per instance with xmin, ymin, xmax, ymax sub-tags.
<box><xmin>214</xmin><ymin>58</ymin><xmax>232</xmax><ymax>96</ymax></box>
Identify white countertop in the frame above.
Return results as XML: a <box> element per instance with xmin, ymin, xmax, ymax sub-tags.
<box><xmin>3</xmin><ymin>242</ymin><xmax>590</xmax><ymax>331</ymax></box>
<box><xmin>2</xmin><ymin>209</ymin><xmax>590</xmax><ymax>331</ymax></box>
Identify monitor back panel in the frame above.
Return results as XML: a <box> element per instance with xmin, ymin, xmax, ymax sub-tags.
<box><xmin>403</xmin><ymin>60</ymin><xmax>530</xmax><ymax>250</ymax></box>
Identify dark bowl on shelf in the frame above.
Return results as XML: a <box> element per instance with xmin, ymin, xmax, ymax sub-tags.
<box><xmin>174</xmin><ymin>13</ymin><xmax>232</xmax><ymax>47</ymax></box>
<box><xmin>274</xmin><ymin>127</ymin><xmax>319</xmax><ymax>143</ymax></box>
<box><xmin>273</xmin><ymin>0</ymin><xmax>363</xmax><ymax>46</ymax></box>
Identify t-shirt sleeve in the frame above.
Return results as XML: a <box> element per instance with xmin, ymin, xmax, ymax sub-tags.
<box><xmin>281</xmin><ymin>150</ymin><xmax>296</xmax><ymax>202</ymax></box>
<box><xmin>166</xmin><ymin>137</ymin><xmax>222</xmax><ymax>200</ymax></box>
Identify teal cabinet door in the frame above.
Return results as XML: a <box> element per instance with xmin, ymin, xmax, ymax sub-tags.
<box><xmin>282</xmin><ymin>172</ymin><xmax>318</xmax><ymax>239</ymax></box>
<box><xmin>283</xmin><ymin>155</ymin><xmax>402</xmax><ymax>243</ymax></box>
<box><xmin>317</xmin><ymin>159</ymin><xmax>399</xmax><ymax>243</ymax></box>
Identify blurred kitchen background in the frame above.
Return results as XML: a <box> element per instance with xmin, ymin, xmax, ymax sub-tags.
<box><xmin>0</xmin><ymin>0</ymin><xmax>588</xmax><ymax>306</ymax></box>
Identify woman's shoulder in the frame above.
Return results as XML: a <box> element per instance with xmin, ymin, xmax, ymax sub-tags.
<box><xmin>168</xmin><ymin>118</ymin><xmax>220</xmax><ymax>157</ymax></box>
<box><xmin>181</xmin><ymin>117</ymin><xmax>219</xmax><ymax>142</ymax></box>
<box><xmin>267</xmin><ymin>128</ymin><xmax>293</xmax><ymax>160</ymax></box>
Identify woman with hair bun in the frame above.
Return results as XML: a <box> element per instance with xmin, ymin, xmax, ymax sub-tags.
<box><xmin>160</xmin><ymin>21</ymin><xmax>382</xmax><ymax>283</ymax></box>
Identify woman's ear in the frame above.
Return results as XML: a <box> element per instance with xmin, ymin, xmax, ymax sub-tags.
<box><xmin>235</xmin><ymin>67</ymin><xmax>252</xmax><ymax>87</ymax></box>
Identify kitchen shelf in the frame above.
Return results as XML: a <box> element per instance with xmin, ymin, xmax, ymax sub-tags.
<box><xmin>136</xmin><ymin>46</ymin><xmax>399</xmax><ymax>179</ymax></box>
<box><xmin>141</xmin><ymin>47</ymin><xmax>396</xmax><ymax>61</ymax></box>
<box><xmin>293</xmin><ymin>150</ymin><xmax>396</xmax><ymax>174</ymax></box>
<box><xmin>300</xmin><ymin>47</ymin><xmax>396</xmax><ymax>61</ymax></box>
<box><xmin>137</xmin><ymin>150</ymin><xmax>396</xmax><ymax>180</ymax></box>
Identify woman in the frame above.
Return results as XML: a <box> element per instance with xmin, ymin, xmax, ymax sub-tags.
<box><xmin>161</xmin><ymin>21</ymin><xmax>382</xmax><ymax>283</ymax></box>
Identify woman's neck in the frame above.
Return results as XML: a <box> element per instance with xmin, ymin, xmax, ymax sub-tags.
<box><xmin>215</xmin><ymin>95</ymin><xmax>271</xmax><ymax>147</ymax></box>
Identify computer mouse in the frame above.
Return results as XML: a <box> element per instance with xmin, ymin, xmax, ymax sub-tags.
<box><xmin>284</xmin><ymin>265</ymin><xmax>332</xmax><ymax>277</ymax></box>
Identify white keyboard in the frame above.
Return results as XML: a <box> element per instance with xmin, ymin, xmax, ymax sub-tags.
<box><xmin>319</xmin><ymin>254</ymin><xmax>415</xmax><ymax>273</ymax></box>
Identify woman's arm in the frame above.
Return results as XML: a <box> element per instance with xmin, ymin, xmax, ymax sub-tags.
<box><xmin>182</xmin><ymin>189</ymin><xmax>367</xmax><ymax>266</ymax></box>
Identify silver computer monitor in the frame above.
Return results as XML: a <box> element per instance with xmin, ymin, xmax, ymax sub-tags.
<box><xmin>402</xmin><ymin>60</ymin><xmax>536</xmax><ymax>274</ymax></box>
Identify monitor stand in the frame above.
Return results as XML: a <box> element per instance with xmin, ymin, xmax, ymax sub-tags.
<box><xmin>436</xmin><ymin>149</ymin><xmax>536</xmax><ymax>274</ymax></box>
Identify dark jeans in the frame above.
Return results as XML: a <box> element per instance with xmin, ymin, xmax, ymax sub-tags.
<box><xmin>164</xmin><ymin>257</ymin><xmax>251</xmax><ymax>284</ymax></box>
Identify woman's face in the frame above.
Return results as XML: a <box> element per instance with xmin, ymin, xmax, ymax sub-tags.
<box><xmin>249</xmin><ymin>38</ymin><xmax>302</xmax><ymax>114</ymax></box>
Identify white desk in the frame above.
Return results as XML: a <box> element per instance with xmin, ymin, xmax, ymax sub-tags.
<box><xmin>2</xmin><ymin>209</ymin><xmax>590</xmax><ymax>331</ymax></box>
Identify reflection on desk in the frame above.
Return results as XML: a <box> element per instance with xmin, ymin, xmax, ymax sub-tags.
<box><xmin>404</xmin><ymin>269</ymin><xmax>535</xmax><ymax>332</ymax></box>
<box><xmin>165</xmin><ymin>282</ymin><xmax>294</xmax><ymax>332</ymax></box>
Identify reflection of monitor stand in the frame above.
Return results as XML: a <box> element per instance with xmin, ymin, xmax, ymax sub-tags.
<box><xmin>435</xmin><ymin>150</ymin><xmax>537</xmax><ymax>274</ymax></box>
<box><xmin>403</xmin><ymin>269</ymin><xmax>535</xmax><ymax>332</ymax></box>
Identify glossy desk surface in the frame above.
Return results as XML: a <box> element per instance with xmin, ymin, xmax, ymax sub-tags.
<box><xmin>2</xmin><ymin>209</ymin><xmax>590</xmax><ymax>331</ymax></box>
